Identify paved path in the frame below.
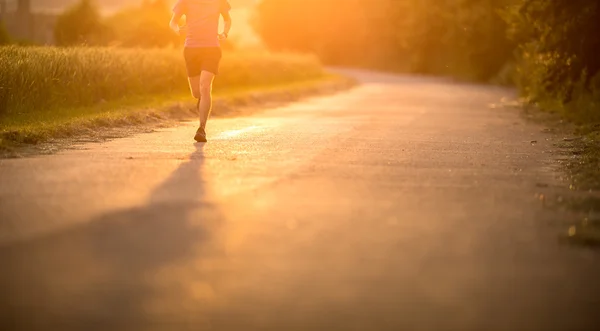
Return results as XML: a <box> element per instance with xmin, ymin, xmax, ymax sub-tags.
<box><xmin>1</xmin><ymin>70</ymin><xmax>598</xmax><ymax>331</ymax></box>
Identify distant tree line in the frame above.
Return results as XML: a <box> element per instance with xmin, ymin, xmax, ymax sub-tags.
<box><xmin>54</xmin><ymin>0</ymin><xmax>181</xmax><ymax>48</ymax></box>
<box><xmin>0</xmin><ymin>20</ymin><xmax>10</xmax><ymax>45</ymax></box>
<box><xmin>255</xmin><ymin>0</ymin><xmax>600</xmax><ymax>120</ymax></box>
<box><xmin>53</xmin><ymin>0</ymin><xmax>238</xmax><ymax>50</ymax></box>
<box><xmin>28</xmin><ymin>0</ymin><xmax>600</xmax><ymax>121</ymax></box>
<box><xmin>254</xmin><ymin>0</ymin><xmax>515</xmax><ymax>81</ymax></box>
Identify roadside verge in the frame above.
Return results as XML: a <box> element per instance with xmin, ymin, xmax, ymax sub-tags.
<box><xmin>0</xmin><ymin>75</ymin><xmax>356</xmax><ymax>158</ymax></box>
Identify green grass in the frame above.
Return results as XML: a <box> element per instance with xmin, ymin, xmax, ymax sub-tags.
<box><xmin>0</xmin><ymin>45</ymin><xmax>337</xmax><ymax>149</ymax></box>
<box><xmin>0</xmin><ymin>45</ymin><xmax>324</xmax><ymax>118</ymax></box>
<box><xmin>0</xmin><ymin>74</ymin><xmax>354</xmax><ymax>152</ymax></box>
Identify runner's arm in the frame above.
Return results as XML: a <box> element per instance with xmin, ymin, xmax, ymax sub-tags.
<box><xmin>221</xmin><ymin>16</ymin><xmax>232</xmax><ymax>38</ymax></box>
<box><xmin>169</xmin><ymin>13</ymin><xmax>183</xmax><ymax>34</ymax></box>
<box><xmin>170</xmin><ymin>0</ymin><xmax>186</xmax><ymax>34</ymax></box>
<box><xmin>220</xmin><ymin>0</ymin><xmax>232</xmax><ymax>38</ymax></box>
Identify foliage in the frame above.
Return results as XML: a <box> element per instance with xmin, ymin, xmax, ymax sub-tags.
<box><xmin>0</xmin><ymin>21</ymin><xmax>10</xmax><ymax>45</ymax></box>
<box><xmin>53</xmin><ymin>0</ymin><xmax>234</xmax><ymax>49</ymax></box>
<box><xmin>105</xmin><ymin>0</ymin><xmax>181</xmax><ymax>48</ymax></box>
<box><xmin>255</xmin><ymin>0</ymin><xmax>600</xmax><ymax>121</ymax></box>
<box><xmin>255</xmin><ymin>0</ymin><xmax>516</xmax><ymax>81</ymax></box>
<box><xmin>504</xmin><ymin>0</ymin><xmax>600</xmax><ymax>101</ymax></box>
<box><xmin>54</xmin><ymin>0</ymin><xmax>113</xmax><ymax>46</ymax></box>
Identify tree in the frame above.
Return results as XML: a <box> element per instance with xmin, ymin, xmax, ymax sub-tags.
<box><xmin>254</xmin><ymin>0</ymin><xmax>515</xmax><ymax>80</ymax></box>
<box><xmin>0</xmin><ymin>20</ymin><xmax>10</xmax><ymax>45</ymax></box>
<box><xmin>105</xmin><ymin>0</ymin><xmax>181</xmax><ymax>48</ymax></box>
<box><xmin>504</xmin><ymin>0</ymin><xmax>600</xmax><ymax>100</ymax></box>
<box><xmin>254</xmin><ymin>0</ymin><xmax>384</xmax><ymax>66</ymax></box>
<box><xmin>54</xmin><ymin>0</ymin><xmax>112</xmax><ymax>46</ymax></box>
<box><xmin>0</xmin><ymin>21</ymin><xmax>11</xmax><ymax>45</ymax></box>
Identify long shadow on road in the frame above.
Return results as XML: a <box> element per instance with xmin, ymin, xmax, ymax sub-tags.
<box><xmin>0</xmin><ymin>144</ymin><xmax>224</xmax><ymax>331</ymax></box>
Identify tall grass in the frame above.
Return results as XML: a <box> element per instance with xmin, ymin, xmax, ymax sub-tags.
<box><xmin>0</xmin><ymin>46</ymin><xmax>324</xmax><ymax>120</ymax></box>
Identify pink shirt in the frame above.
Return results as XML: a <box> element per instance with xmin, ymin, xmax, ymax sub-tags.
<box><xmin>173</xmin><ymin>0</ymin><xmax>231</xmax><ymax>48</ymax></box>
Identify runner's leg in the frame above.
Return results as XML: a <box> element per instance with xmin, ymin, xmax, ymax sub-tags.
<box><xmin>187</xmin><ymin>76</ymin><xmax>201</xmax><ymax>123</ymax></box>
<box><xmin>198</xmin><ymin>71</ymin><xmax>215</xmax><ymax>129</ymax></box>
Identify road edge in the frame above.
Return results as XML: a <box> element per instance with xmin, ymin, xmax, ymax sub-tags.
<box><xmin>0</xmin><ymin>75</ymin><xmax>357</xmax><ymax>159</ymax></box>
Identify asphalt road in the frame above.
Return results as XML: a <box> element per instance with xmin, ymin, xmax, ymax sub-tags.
<box><xmin>1</xmin><ymin>70</ymin><xmax>599</xmax><ymax>331</ymax></box>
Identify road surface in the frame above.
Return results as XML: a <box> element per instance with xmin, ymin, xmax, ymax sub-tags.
<box><xmin>1</xmin><ymin>70</ymin><xmax>599</xmax><ymax>331</ymax></box>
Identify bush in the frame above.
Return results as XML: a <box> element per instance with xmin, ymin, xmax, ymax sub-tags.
<box><xmin>105</xmin><ymin>0</ymin><xmax>181</xmax><ymax>48</ymax></box>
<box><xmin>503</xmin><ymin>0</ymin><xmax>600</xmax><ymax>121</ymax></box>
<box><xmin>54</xmin><ymin>0</ymin><xmax>113</xmax><ymax>46</ymax></box>
<box><xmin>505</xmin><ymin>0</ymin><xmax>600</xmax><ymax>97</ymax></box>
<box><xmin>0</xmin><ymin>21</ymin><xmax>10</xmax><ymax>45</ymax></box>
<box><xmin>254</xmin><ymin>0</ymin><xmax>515</xmax><ymax>81</ymax></box>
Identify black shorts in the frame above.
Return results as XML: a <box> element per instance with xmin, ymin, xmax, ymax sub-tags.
<box><xmin>183</xmin><ymin>47</ymin><xmax>222</xmax><ymax>77</ymax></box>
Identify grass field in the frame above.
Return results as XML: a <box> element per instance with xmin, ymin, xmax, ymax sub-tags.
<box><xmin>0</xmin><ymin>46</ymin><xmax>323</xmax><ymax>117</ymax></box>
<box><xmin>0</xmin><ymin>46</ymin><xmax>332</xmax><ymax>148</ymax></box>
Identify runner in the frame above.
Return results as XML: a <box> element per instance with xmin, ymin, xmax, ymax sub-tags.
<box><xmin>170</xmin><ymin>0</ymin><xmax>232</xmax><ymax>142</ymax></box>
